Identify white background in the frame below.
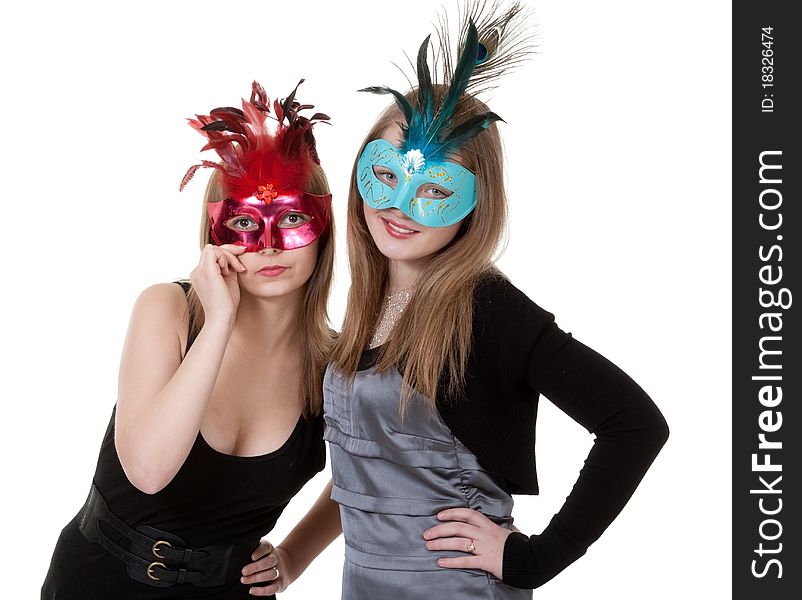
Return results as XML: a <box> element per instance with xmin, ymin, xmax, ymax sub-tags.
<box><xmin>0</xmin><ymin>0</ymin><xmax>731</xmax><ymax>598</ymax></box>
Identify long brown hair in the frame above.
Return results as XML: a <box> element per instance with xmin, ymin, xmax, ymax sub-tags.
<box><xmin>186</xmin><ymin>166</ymin><xmax>336</xmax><ymax>417</ymax></box>
<box><xmin>331</xmin><ymin>87</ymin><xmax>508</xmax><ymax>411</ymax></box>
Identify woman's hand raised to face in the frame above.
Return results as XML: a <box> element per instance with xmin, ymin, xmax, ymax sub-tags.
<box><xmin>189</xmin><ymin>244</ymin><xmax>247</xmax><ymax>325</ymax></box>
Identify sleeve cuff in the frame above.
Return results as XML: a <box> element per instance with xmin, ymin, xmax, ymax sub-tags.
<box><xmin>502</xmin><ymin>525</ymin><xmax>587</xmax><ymax>589</ymax></box>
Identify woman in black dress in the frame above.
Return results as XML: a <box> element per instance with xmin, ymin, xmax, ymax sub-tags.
<box><xmin>41</xmin><ymin>80</ymin><xmax>339</xmax><ymax>599</ymax></box>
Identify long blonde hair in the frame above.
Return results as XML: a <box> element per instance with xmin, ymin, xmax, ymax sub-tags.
<box><xmin>331</xmin><ymin>88</ymin><xmax>507</xmax><ymax>411</ymax></box>
<box><xmin>186</xmin><ymin>165</ymin><xmax>336</xmax><ymax>417</ymax></box>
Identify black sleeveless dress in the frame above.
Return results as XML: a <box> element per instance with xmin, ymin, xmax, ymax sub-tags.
<box><xmin>41</xmin><ymin>282</ymin><xmax>326</xmax><ymax>599</ymax></box>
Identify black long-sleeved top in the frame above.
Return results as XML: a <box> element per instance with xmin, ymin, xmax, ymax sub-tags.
<box><xmin>435</xmin><ymin>272</ymin><xmax>670</xmax><ymax>589</ymax></box>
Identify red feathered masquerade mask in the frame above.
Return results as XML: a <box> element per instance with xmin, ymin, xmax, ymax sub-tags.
<box><xmin>180</xmin><ymin>80</ymin><xmax>332</xmax><ymax>251</ymax></box>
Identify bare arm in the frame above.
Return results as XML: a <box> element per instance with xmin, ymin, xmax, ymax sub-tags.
<box><xmin>278</xmin><ymin>479</ymin><xmax>342</xmax><ymax>578</ymax></box>
<box><xmin>115</xmin><ymin>244</ymin><xmax>245</xmax><ymax>494</ymax></box>
<box><xmin>242</xmin><ymin>479</ymin><xmax>342</xmax><ymax>595</ymax></box>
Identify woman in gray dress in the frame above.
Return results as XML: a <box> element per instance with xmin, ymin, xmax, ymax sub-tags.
<box><xmin>242</xmin><ymin>3</ymin><xmax>669</xmax><ymax>597</ymax></box>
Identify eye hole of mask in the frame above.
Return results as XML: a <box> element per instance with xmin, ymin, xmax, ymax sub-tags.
<box><xmin>277</xmin><ymin>212</ymin><xmax>312</xmax><ymax>229</ymax></box>
<box><xmin>224</xmin><ymin>215</ymin><xmax>260</xmax><ymax>232</ymax></box>
<box><xmin>372</xmin><ymin>165</ymin><xmax>398</xmax><ymax>189</ymax></box>
<box><xmin>415</xmin><ymin>183</ymin><xmax>453</xmax><ymax>200</ymax></box>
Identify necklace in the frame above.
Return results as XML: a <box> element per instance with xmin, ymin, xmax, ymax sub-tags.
<box><xmin>369</xmin><ymin>283</ymin><xmax>417</xmax><ymax>348</ymax></box>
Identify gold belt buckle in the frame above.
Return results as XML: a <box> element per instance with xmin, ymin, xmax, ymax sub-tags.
<box><xmin>146</xmin><ymin>561</ymin><xmax>166</xmax><ymax>581</ymax></box>
<box><xmin>152</xmin><ymin>539</ymin><xmax>172</xmax><ymax>559</ymax></box>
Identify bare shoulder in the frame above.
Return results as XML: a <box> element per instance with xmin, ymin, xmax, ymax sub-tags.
<box><xmin>133</xmin><ymin>282</ymin><xmax>188</xmax><ymax>315</ymax></box>
<box><xmin>127</xmin><ymin>282</ymin><xmax>190</xmax><ymax>352</ymax></box>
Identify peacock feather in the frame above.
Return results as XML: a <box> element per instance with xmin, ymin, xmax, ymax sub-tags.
<box><xmin>360</xmin><ymin>0</ymin><xmax>535</xmax><ymax>165</ymax></box>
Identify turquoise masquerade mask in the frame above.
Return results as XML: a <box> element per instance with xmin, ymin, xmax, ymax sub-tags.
<box><xmin>358</xmin><ymin>4</ymin><xmax>533</xmax><ymax>227</ymax></box>
<box><xmin>357</xmin><ymin>139</ymin><xmax>476</xmax><ymax>227</ymax></box>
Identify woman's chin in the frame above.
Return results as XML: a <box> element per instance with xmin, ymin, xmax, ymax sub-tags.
<box><xmin>372</xmin><ymin>238</ymin><xmax>429</xmax><ymax>263</ymax></box>
<box><xmin>238</xmin><ymin>273</ymin><xmax>306</xmax><ymax>299</ymax></box>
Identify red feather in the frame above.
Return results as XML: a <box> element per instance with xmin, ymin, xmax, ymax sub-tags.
<box><xmin>180</xmin><ymin>80</ymin><xmax>329</xmax><ymax>195</ymax></box>
<box><xmin>179</xmin><ymin>160</ymin><xmax>224</xmax><ymax>191</ymax></box>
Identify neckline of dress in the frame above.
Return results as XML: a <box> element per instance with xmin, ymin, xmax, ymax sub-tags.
<box><xmin>196</xmin><ymin>413</ymin><xmax>306</xmax><ymax>462</ymax></box>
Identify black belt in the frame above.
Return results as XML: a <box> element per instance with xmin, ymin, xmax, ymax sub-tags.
<box><xmin>78</xmin><ymin>484</ymin><xmax>234</xmax><ymax>588</ymax></box>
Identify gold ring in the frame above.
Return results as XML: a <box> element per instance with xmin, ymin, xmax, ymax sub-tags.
<box><xmin>466</xmin><ymin>540</ymin><xmax>476</xmax><ymax>553</ymax></box>
<box><xmin>147</xmin><ymin>561</ymin><xmax>166</xmax><ymax>581</ymax></box>
<box><xmin>273</xmin><ymin>567</ymin><xmax>280</xmax><ymax>580</ymax></box>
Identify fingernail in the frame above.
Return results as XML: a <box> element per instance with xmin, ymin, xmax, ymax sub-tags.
<box><xmin>240</xmin><ymin>577</ymin><xmax>246</xmax><ymax>583</ymax></box>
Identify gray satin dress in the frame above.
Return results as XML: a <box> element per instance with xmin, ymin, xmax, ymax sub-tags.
<box><xmin>323</xmin><ymin>355</ymin><xmax>532</xmax><ymax>599</ymax></box>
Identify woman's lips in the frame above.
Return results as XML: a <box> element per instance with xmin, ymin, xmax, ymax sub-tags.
<box><xmin>381</xmin><ymin>217</ymin><xmax>420</xmax><ymax>239</ymax></box>
<box><xmin>256</xmin><ymin>265</ymin><xmax>288</xmax><ymax>277</ymax></box>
